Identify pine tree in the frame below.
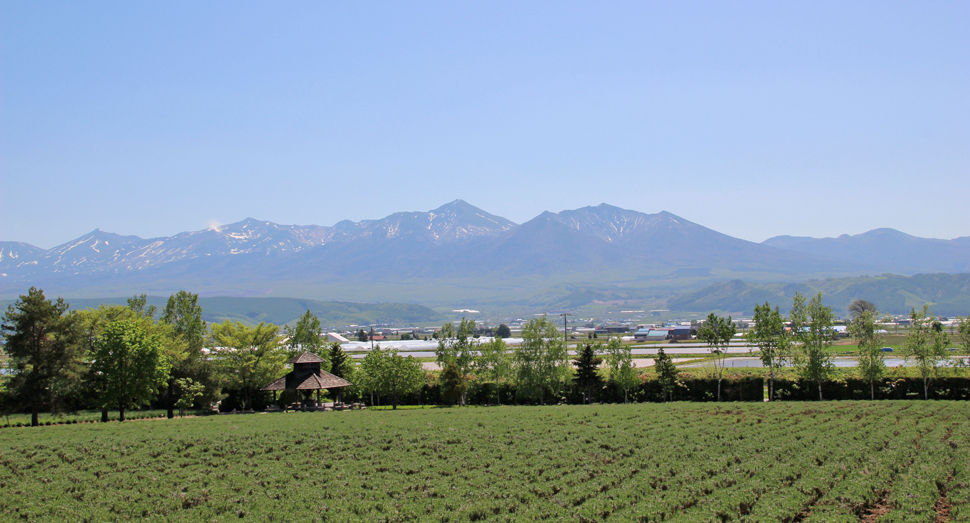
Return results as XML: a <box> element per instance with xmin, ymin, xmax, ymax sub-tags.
<box><xmin>572</xmin><ymin>342</ymin><xmax>602</xmax><ymax>404</ymax></box>
<box><xmin>1</xmin><ymin>288</ymin><xmax>85</xmax><ymax>426</ymax></box>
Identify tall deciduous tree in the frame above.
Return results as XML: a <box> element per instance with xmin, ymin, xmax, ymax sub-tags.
<box><xmin>127</xmin><ymin>294</ymin><xmax>157</xmax><ymax>320</ymax></box>
<box><xmin>160</xmin><ymin>290</ymin><xmax>211</xmax><ymax>417</ymax></box>
<box><xmin>957</xmin><ymin>313</ymin><xmax>970</xmax><ymax>374</ymax></box>
<box><xmin>174</xmin><ymin>377</ymin><xmax>204</xmax><ymax>417</ymax></box>
<box><xmin>852</xmin><ymin>309</ymin><xmax>885</xmax><ymax>400</ymax></box>
<box><xmin>698</xmin><ymin>313</ymin><xmax>735</xmax><ymax>402</ymax></box>
<box><xmin>495</xmin><ymin>324</ymin><xmax>512</xmax><ymax>339</ymax></box>
<box><xmin>436</xmin><ymin>318</ymin><xmax>477</xmax><ymax>374</ymax></box>
<box><xmin>210</xmin><ymin>321</ymin><xmax>286</xmax><ymax>410</ymax></box>
<box><xmin>92</xmin><ymin>318</ymin><xmax>171</xmax><ymax>422</ymax></box>
<box><xmin>161</xmin><ymin>291</ymin><xmax>207</xmax><ymax>352</ymax></box>
<box><xmin>904</xmin><ymin>305</ymin><xmax>949</xmax><ymax>400</ymax></box>
<box><xmin>572</xmin><ymin>342</ymin><xmax>602</xmax><ymax>404</ymax></box>
<box><xmin>654</xmin><ymin>347</ymin><xmax>678</xmax><ymax>403</ymax></box>
<box><xmin>792</xmin><ymin>292</ymin><xmax>835</xmax><ymax>401</ymax></box>
<box><xmin>473</xmin><ymin>337</ymin><xmax>511</xmax><ymax>404</ymax></box>
<box><xmin>436</xmin><ymin>318</ymin><xmax>477</xmax><ymax>405</ymax></box>
<box><xmin>284</xmin><ymin>310</ymin><xmax>323</xmax><ymax>354</ymax></box>
<box><xmin>847</xmin><ymin>299</ymin><xmax>877</xmax><ymax>320</ymax></box>
<box><xmin>358</xmin><ymin>346</ymin><xmax>424</xmax><ymax>409</ymax></box>
<box><xmin>604</xmin><ymin>336</ymin><xmax>638</xmax><ymax>404</ymax></box>
<box><xmin>748</xmin><ymin>302</ymin><xmax>788</xmax><ymax>401</ymax></box>
<box><xmin>1</xmin><ymin>288</ymin><xmax>85</xmax><ymax>426</ymax></box>
<box><xmin>439</xmin><ymin>362</ymin><xmax>467</xmax><ymax>406</ymax></box>
<box><xmin>513</xmin><ymin>316</ymin><xmax>571</xmax><ymax>404</ymax></box>
<box><xmin>77</xmin><ymin>304</ymin><xmax>186</xmax><ymax>421</ymax></box>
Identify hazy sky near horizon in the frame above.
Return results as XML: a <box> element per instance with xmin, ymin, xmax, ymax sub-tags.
<box><xmin>2</xmin><ymin>1</ymin><xmax>967</xmax><ymax>249</ymax></box>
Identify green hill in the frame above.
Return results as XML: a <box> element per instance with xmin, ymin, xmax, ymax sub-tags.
<box><xmin>0</xmin><ymin>295</ymin><xmax>442</xmax><ymax>328</ymax></box>
<box><xmin>668</xmin><ymin>273</ymin><xmax>970</xmax><ymax>317</ymax></box>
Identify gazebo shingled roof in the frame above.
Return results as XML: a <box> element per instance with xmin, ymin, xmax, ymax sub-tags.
<box><xmin>262</xmin><ymin>371</ymin><xmax>352</xmax><ymax>391</ymax></box>
<box><xmin>261</xmin><ymin>351</ymin><xmax>352</xmax><ymax>392</ymax></box>
<box><xmin>286</xmin><ymin>352</ymin><xmax>328</xmax><ymax>365</ymax></box>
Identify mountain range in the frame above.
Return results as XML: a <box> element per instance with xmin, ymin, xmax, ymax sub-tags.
<box><xmin>2</xmin><ymin>200</ymin><xmax>967</xmax><ymax>310</ymax></box>
<box><xmin>763</xmin><ymin>229</ymin><xmax>970</xmax><ymax>274</ymax></box>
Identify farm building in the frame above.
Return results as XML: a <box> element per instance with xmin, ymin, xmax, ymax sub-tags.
<box><xmin>668</xmin><ymin>327</ymin><xmax>695</xmax><ymax>341</ymax></box>
<box><xmin>634</xmin><ymin>328</ymin><xmax>670</xmax><ymax>341</ymax></box>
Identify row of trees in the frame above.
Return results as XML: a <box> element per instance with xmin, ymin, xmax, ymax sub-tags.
<box><xmin>430</xmin><ymin>316</ymin><xmax>644</xmax><ymax>406</ymax></box>
<box><xmin>1</xmin><ymin>288</ymin><xmax>212</xmax><ymax>425</ymax></box>
<box><xmin>7</xmin><ymin>286</ymin><xmax>968</xmax><ymax>423</ymax></box>
<box><xmin>0</xmin><ymin>288</ymin><xmax>358</xmax><ymax>425</ymax></box>
<box><xmin>701</xmin><ymin>292</ymin><xmax>970</xmax><ymax>401</ymax></box>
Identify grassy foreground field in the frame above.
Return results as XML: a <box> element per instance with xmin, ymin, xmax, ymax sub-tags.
<box><xmin>0</xmin><ymin>402</ymin><xmax>968</xmax><ymax>522</ymax></box>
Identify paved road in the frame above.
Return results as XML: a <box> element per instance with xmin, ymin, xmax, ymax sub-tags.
<box><xmin>419</xmin><ymin>357</ymin><xmax>695</xmax><ymax>371</ymax></box>
<box><xmin>345</xmin><ymin>338</ymin><xmax>758</xmax><ymax>359</ymax></box>
<box><xmin>416</xmin><ymin>356</ymin><xmax>970</xmax><ymax>370</ymax></box>
<box><xmin>350</xmin><ymin>348</ymin><xmax>747</xmax><ymax>359</ymax></box>
<box><xmin>680</xmin><ymin>356</ymin><xmax>968</xmax><ymax>368</ymax></box>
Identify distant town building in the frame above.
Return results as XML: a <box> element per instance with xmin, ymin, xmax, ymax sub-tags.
<box><xmin>667</xmin><ymin>327</ymin><xmax>695</xmax><ymax>341</ymax></box>
<box><xmin>327</xmin><ymin>332</ymin><xmax>350</xmax><ymax>343</ymax></box>
<box><xmin>595</xmin><ymin>324</ymin><xmax>630</xmax><ymax>335</ymax></box>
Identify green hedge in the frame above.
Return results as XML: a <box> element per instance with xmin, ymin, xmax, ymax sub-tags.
<box><xmin>772</xmin><ymin>377</ymin><xmax>970</xmax><ymax>401</ymax></box>
<box><xmin>393</xmin><ymin>377</ymin><xmax>765</xmax><ymax>406</ymax></box>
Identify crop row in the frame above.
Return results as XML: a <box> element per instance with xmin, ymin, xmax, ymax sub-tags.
<box><xmin>0</xmin><ymin>402</ymin><xmax>966</xmax><ymax>522</ymax></box>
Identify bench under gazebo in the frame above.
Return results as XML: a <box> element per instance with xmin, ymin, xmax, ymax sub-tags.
<box><xmin>262</xmin><ymin>352</ymin><xmax>353</xmax><ymax>411</ymax></box>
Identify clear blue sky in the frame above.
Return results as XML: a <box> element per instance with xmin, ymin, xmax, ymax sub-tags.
<box><xmin>2</xmin><ymin>1</ymin><xmax>967</xmax><ymax>249</ymax></box>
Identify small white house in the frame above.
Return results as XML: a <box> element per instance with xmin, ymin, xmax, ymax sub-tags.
<box><xmin>327</xmin><ymin>332</ymin><xmax>350</xmax><ymax>343</ymax></box>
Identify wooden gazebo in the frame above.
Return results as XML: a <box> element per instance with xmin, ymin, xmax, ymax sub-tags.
<box><xmin>261</xmin><ymin>352</ymin><xmax>352</xmax><ymax>409</ymax></box>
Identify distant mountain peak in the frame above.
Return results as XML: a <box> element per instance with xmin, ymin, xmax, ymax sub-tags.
<box><xmin>589</xmin><ymin>203</ymin><xmax>623</xmax><ymax>211</ymax></box>
<box><xmin>857</xmin><ymin>228</ymin><xmax>916</xmax><ymax>240</ymax></box>
<box><xmin>79</xmin><ymin>229</ymin><xmax>145</xmax><ymax>242</ymax></box>
<box><xmin>763</xmin><ymin>228</ymin><xmax>970</xmax><ymax>273</ymax></box>
<box><xmin>3</xmin><ymin>203</ymin><xmax>966</xmax><ymax>300</ymax></box>
<box><xmin>543</xmin><ymin>205</ymin><xmax>702</xmax><ymax>244</ymax></box>
<box><xmin>434</xmin><ymin>199</ymin><xmax>472</xmax><ymax>210</ymax></box>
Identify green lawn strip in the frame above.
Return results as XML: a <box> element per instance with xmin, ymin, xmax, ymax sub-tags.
<box><xmin>0</xmin><ymin>409</ymin><xmax>203</xmax><ymax>427</ymax></box>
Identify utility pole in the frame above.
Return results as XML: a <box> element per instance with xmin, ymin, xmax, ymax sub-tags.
<box><xmin>560</xmin><ymin>312</ymin><xmax>572</xmax><ymax>346</ymax></box>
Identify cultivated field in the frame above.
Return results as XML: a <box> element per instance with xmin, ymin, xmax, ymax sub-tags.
<box><xmin>0</xmin><ymin>402</ymin><xmax>967</xmax><ymax>522</ymax></box>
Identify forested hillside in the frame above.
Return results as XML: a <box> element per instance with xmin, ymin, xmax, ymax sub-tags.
<box><xmin>668</xmin><ymin>273</ymin><xmax>970</xmax><ymax>316</ymax></box>
<box><xmin>0</xmin><ymin>296</ymin><xmax>442</xmax><ymax>327</ymax></box>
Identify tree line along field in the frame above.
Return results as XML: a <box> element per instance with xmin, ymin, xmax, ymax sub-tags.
<box><xmin>0</xmin><ymin>402</ymin><xmax>967</xmax><ymax>522</ymax></box>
